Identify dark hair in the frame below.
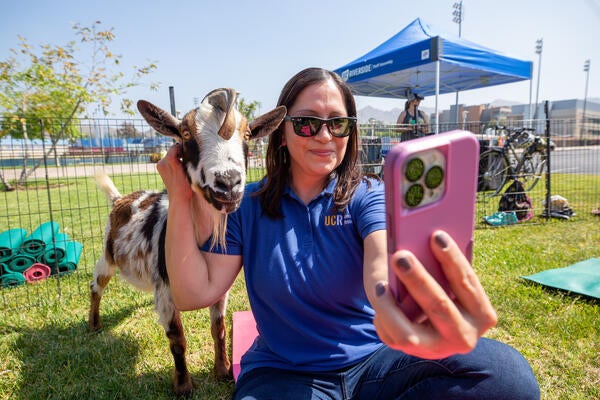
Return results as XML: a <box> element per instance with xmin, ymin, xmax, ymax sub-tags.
<box><xmin>257</xmin><ymin>67</ymin><xmax>364</xmax><ymax>218</ymax></box>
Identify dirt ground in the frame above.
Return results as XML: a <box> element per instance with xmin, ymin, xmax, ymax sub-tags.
<box><xmin>1</xmin><ymin>162</ymin><xmax>158</xmax><ymax>181</ymax></box>
<box><xmin>2</xmin><ymin>155</ymin><xmax>266</xmax><ymax>182</ymax></box>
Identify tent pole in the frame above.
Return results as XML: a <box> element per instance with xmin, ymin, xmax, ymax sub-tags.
<box><xmin>528</xmin><ymin>77</ymin><xmax>533</xmax><ymax>128</ymax></box>
<box><xmin>455</xmin><ymin>92</ymin><xmax>460</xmax><ymax>127</ymax></box>
<box><xmin>435</xmin><ymin>60</ymin><xmax>440</xmax><ymax>134</ymax></box>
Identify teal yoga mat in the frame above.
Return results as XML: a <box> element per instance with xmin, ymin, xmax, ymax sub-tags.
<box><xmin>522</xmin><ymin>258</ymin><xmax>600</xmax><ymax>299</ymax></box>
<box><xmin>0</xmin><ymin>271</ymin><xmax>26</xmax><ymax>287</ymax></box>
<box><xmin>55</xmin><ymin>241</ymin><xmax>83</xmax><ymax>274</ymax></box>
<box><xmin>7</xmin><ymin>253</ymin><xmax>36</xmax><ymax>273</ymax></box>
<box><xmin>22</xmin><ymin>222</ymin><xmax>59</xmax><ymax>257</ymax></box>
<box><xmin>1</xmin><ymin>262</ymin><xmax>8</xmax><ymax>275</ymax></box>
<box><xmin>0</xmin><ymin>228</ymin><xmax>28</xmax><ymax>263</ymax></box>
<box><xmin>39</xmin><ymin>233</ymin><xmax>70</xmax><ymax>267</ymax></box>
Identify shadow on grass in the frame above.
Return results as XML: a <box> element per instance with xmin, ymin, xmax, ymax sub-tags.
<box><xmin>5</xmin><ymin>302</ymin><xmax>234</xmax><ymax>400</ymax></box>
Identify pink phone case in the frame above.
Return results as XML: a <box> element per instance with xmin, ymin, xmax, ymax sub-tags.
<box><xmin>383</xmin><ymin>130</ymin><xmax>479</xmax><ymax>322</ymax></box>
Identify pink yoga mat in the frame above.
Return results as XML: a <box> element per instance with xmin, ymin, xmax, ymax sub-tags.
<box><xmin>23</xmin><ymin>263</ymin><xmax>51</xmax><ymax>282</ymax></box>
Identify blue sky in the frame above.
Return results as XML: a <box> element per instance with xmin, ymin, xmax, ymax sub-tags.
<box><xmin>2</xmin><ymin>0</ymin><xmax>599</xmax><ymax>117</ymax></box>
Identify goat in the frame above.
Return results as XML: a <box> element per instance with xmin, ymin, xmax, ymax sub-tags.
<box><xmin>89</xmin><ymin>88</ymin><xmax>286</xmax><ymax>396</ymax></box>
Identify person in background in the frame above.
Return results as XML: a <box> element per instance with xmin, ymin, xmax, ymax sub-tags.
<box><xmin>396</xmin><ymin>92</ymin><xmax>430</xmax><ymax>141</ymax></box>
<box><xmin>157</xmin><ymin>67</ymin><xmax>539</xmax><ymax>399</ymax></box>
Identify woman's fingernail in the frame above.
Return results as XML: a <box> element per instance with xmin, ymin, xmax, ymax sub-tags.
<box><xmin>375</xmin><ymin>282</ymin><xmax>386</xmax><ymax>297</ymax></box>
<box><xmin>435</xmin><ymin>232</ymin><xmax>449</xmax><ymax>249</ymax></box>
<box><xmin>396</xmin><ymin>256</ymin><xmax>411</xmax><ymax>271</ymax></box>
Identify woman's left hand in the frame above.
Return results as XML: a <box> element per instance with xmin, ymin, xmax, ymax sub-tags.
<box><xmin>372</xmin><ymin>230</ymin><xmax>498</xmax><ymax>359</ymax></box>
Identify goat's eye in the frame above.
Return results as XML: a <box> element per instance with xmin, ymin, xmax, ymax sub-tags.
<box><xmin>182</xmin><ymin>131</ymin><xmax>191</xmax><ymax>140</ymax></box>
<box><xmin>244</xmin><ymin>129</ymin><xmax>251</xmax><ymax>141</ymax></box>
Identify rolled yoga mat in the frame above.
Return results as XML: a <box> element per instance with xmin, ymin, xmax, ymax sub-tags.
<box><xmin>0</xmin><ymin>271</ymin><xmax>26</xmax><ymax>287</ymax></box>
<box><xmin>39</xmin><ymin>233</ymin><xmax>70</xmax><ymax>268</ymax></box>
<box><xmin>7</xmin><ymin>253</ymin><xmax>36</xmax><ymax>274</ymax></box>
<box><xmin>21</xmin><ymin>222</ymin><xmax>60</xmax><ymax>258</ymax></box>
<box><xmin>0</xmin><ymin>228</ymin><xmax>28</xmax><ymax>263</ymax></box>
<box><xmin>55</xmin><ymin>241</ymin><xmax>83</xmax><ymax>274</ymax></box>
<box><xmin>1</xmin><ymin>262</ymin><xmax>8</xmax><ymax>275</ymax></box>
<box><xmin>23</xmin><ymin>262</ymin><xmax>52</xmax><ymax>282</ymax></box>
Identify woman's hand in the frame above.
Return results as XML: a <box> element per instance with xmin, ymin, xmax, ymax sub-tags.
<box><xmin>373</xmin><ymin>230</ymin><xmax>497</xmax><ymax>359</ymax></box>
<box><xmin>157</xmin><ymin>142</ymin><xmax>215</xmax><ymax>247</ymax></box>
<box><xmin>156</xmin><ymin>142</ymin><xmax>193</xmax><ymax>201</ymax></box>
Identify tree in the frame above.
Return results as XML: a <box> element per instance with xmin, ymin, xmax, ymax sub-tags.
<box><xmin>0</xmin><ymin>21</ymin><xmax>158</xmax><ymax>190</ymax></box>
<box><xmin>117</xmin><ymin>122</ymin><xmax>139</xmax><ymax>139</ymax></box>
<box><xmin>237</xmin><ymin>97</ymin><xmax>261</xmax><ymax>121</ymax></box>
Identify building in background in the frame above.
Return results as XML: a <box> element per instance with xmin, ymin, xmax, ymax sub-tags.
<box><xmin>426</xmin><ymin>98</ymin><xmax>600</xmax><ymax>142</ymax></box>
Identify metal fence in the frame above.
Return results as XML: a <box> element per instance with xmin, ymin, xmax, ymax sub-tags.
<box><xmin>1</xmin><ymin>116</ymin><xmax>598</xmax><ymax>309</ymax></box>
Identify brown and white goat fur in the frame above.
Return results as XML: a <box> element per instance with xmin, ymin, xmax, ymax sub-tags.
<box><xmin>89</xmin><ymin>88</ymin><xmax>285</xmax><ymax>396</ymax></box>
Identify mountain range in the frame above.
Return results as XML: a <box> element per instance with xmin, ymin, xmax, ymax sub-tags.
<box><xmin>358</xmin><ymin>99</ymin><xmax>523</xmax><ymax>124</ymax></box>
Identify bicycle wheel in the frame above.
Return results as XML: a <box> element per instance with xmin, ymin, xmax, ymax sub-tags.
<box><xmin>516</xmin><ymin>150</ymin><xmax>546</xmax><ymax>191</ymax></box>
<box><xmin>478</xmin><ymin>149</ymin><xmax>509</xmax><ymax>196</ymax></box>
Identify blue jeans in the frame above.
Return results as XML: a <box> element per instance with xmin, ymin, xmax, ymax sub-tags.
<box><xmin>233</xmin><ymin>338</ymin><xmax>539</xmax><ymax>400</ymax></box>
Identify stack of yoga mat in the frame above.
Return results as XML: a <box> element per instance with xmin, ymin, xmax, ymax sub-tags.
<box><xmin>0</xmin><ymin>222</ymin><xmax>83</xmax><ymax>288</ymax></box>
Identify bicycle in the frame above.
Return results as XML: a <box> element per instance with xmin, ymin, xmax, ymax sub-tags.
<box><xmin>478</xmin><ymin>126</ymin><xmax>555</xmax><ymax>197</ymax></box>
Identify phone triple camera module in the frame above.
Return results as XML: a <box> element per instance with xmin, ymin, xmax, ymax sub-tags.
<box><xmin>403</xmin><ymin>151</ymin><xmax>445</xmax><ymax>208</ymax></box>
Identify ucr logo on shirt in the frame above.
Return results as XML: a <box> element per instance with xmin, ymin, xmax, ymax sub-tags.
<box><xmin>324</xmin><ymin>214</ymin><xmax>351</xmax><ymax>227</ymax></box>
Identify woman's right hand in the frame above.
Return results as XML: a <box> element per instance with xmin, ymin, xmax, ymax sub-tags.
<box><xmin>156</xmin><ymin>143</ymin><xmax>193</xmax><ymax>201</ymax></box>
<box><xmin>157</xmin><ymin>142</ymin><xmax>216</xmax><ymax>246</ymax></box>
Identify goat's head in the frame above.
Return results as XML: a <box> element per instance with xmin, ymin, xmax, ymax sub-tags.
<box><xmin>137</xmin><ymin>88</ymin><xmax>286</xmax><ymax>214</ymax></box>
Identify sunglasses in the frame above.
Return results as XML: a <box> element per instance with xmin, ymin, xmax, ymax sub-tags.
<box><xmin>284</xmin><ymin>116</ymin><xmax>357</xmax><ymax>138</ymax></box>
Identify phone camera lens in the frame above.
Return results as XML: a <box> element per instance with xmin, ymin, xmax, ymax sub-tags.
<box><xmin>405</xmin><ymin>184</ymin><xmax>424</xmax><ymax>207</ymax></box>
<box><xmin>425</xmin><ymin>166</ymin><xmax>444</xmax><ymax>189</ymax></box>
<box><xmin>405</xmin><ymin>158</ymin><xmax>424</xmax><ymax>182</ymax></box>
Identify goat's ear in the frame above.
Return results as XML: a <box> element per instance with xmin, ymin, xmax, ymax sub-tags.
<box><xmin>249</xmin><ymin>106</ymin><xmax>287</xmax><ymax>139</ymax></box>
<box><xmin>137</xmin><ymin>100</ymin><xmax>181</xmax><ymax>141</ymax></box>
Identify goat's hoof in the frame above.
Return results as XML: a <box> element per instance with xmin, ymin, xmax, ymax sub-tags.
<box><xmin>174</xmin><ymin>383</ymin><xmax>193</xmax><ymax>398</ymax></box>
<box><xmin>173</xmin><ymin>373</ymin><xmax>193</xmax><ymax>398</ymax></box>
<box><xmin>214</xmin><ymin>363</ymin><xmax>233</xmax><ymax>381</ymax></box>
<box><xmin>88</xmin><ymin>322</ymin><xmax>102</xmax><ymax>332</ymax></box>
<box><xmin>174</xmin><ymin>387</ymin><xmax>193</xmax><ymax>398</ymax></box>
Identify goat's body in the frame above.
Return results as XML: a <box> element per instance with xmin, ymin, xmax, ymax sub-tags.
<box><xmin>88</xmin><ymin>89</ymin><xmax>285</xmax><ymax>396</ymax></box>
<box><xmin>89</xmin><ymin>173</ymin><xmax>230</xmax><ymax>396</ymax></box>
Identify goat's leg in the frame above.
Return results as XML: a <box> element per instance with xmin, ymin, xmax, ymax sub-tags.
<box><xmin>210</xmin><ymin>291</ymin><xmax>232</xmax><ymax>380</ymax></box>
<box><xmin>88</xmin><ymin>256</ymin><xmax>116</xmax><ymax>331</ymax></box>
<box><xmin>167</xmin><ymin>309</ymin><xmax>193</xmax><ymax>396</ymax></box>
<box><xmin>156</xmin><ymin>286</ymin><xmax>193</xmax><ymax>396</ymax></box>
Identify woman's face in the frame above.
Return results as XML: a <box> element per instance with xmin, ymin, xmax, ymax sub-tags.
<box><xmin>282</xmin><ymin>79</ymin><xmax>349</xmax><ymax>181</ymax></box>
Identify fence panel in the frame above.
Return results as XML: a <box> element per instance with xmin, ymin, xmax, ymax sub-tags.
<box><xmin>1</xmin><ymin>117</ymin><xmax>598</xmax><ymax>309</ymax></box>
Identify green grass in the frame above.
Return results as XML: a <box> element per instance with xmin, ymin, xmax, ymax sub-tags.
<box><xmin>0</xmin><ymin>172</ymin><xmax>599</xmax><ymax>399</ymax></box>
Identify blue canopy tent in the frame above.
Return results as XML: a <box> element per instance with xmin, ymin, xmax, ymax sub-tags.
<box><xmin>334</xmin><ymin>18</ymin><xmax>533</xmax><ymax>132</ymax></box>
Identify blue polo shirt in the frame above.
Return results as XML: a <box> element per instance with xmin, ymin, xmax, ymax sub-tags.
<box><xmin>205</xmin><ymin>176</ymin><xmax>386</xmax><ymax>378</ymax></box>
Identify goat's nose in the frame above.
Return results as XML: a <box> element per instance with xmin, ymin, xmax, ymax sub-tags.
<box><xmin>214</xmin><ymin>170</ymin><xmax>242</xmax><ymax>193</ymax></box>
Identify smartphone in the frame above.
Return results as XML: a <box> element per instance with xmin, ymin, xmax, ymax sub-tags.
<box><xmin>383</xmin><ymin>130</ymin><xmax>479</xmax><ymax>322</ymax></box>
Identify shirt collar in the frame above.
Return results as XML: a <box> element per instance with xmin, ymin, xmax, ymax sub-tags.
<box><xmin>283</xmin><ymin>174</ymin><xmax>338</xmax><ymax>198</ymax></box>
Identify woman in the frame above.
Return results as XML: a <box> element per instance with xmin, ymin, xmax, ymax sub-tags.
<box><xmin>157</xmin><ymin>68</ymin><xmax>539</xmax><ymax>399</ymax></box>
<box><xmin>396</xmin><ymin>92</ymin><xmax>430</xmax><ymax>140</ymax></box>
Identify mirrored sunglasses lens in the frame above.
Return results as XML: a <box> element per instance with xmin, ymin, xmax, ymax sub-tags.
<box><xmin>290</xmin><ymin>117</ymin><xmax>353</xmax><ymax>137</ymax></box>
<box><xmin>307</xmin><ymin>118</ymin><xmax>324</xmax><ymax>136</ymax></box>
<box><xmin>293</xmin><ymin>118</ymin><xmax>314</xmax><ymax>136</ymax></box>
<box><xmin>328</xmin><ymin>118</ymin><xmax>348</xmax><ymax>135</ymax></box>
<box><xmin>330</xmin><ymin>118</ymin><xmax>354</xmax><ymax>136</ymax></box>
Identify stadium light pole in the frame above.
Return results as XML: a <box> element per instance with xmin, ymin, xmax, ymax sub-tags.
<box><xmin>453</xmin><ymin>1</ymin><xmax>463</xmax><ymax>36</ymax></box>
<box><xmin>582</xmin><ymin>59</ymin><xmax>591</xmax><ymax>139</ymax></box>
<box><xmin>452</xmin><ymin>1</ymin><xmax>463</xmax><ymax>126</ymax></box>
<box><xmin>533</xmin><ymin>38</ymin><xmax>543</xmax><ymax>120</ymax></box>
